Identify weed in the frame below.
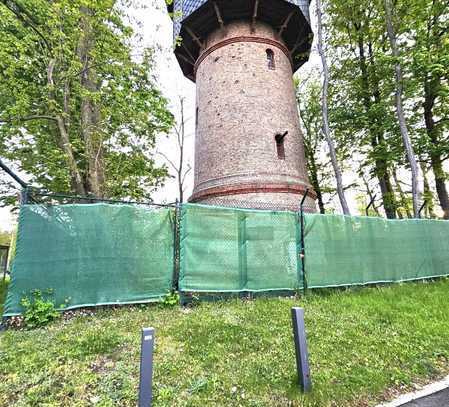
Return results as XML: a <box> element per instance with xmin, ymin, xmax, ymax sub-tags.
<box><xmin>20</xmin><ymin>289</ymin><xmax>60</xmax><ymax>329</ymax></box>
<box><xmin>161</xmin><ymin>291</ymin><xmax>180</xmax><ymax>307</ymax></box>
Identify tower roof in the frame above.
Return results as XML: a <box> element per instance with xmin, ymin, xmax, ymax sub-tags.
<box><xmin>167</xmin><ymin>0</ymin><xmax>313</xmax><ymax>81</ymax></box>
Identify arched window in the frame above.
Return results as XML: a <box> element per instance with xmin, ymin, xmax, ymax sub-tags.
<box><xmin>275</xmin><ymin>131</ymin><xmax>287</xmax><ymax>160</ymax></box>
<box><xmin>266</xmin><ymin>48</ymin><xmax>275</xmax><ymax>70</ymax></box>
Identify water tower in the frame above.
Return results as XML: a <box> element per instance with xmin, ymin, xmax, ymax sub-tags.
<box><xmin>167</xmin><ymin>0</ymin><xmax>316</xmax><ymax>211</ymax></box>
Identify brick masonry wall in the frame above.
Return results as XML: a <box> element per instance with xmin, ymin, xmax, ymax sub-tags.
<box><xmin>190</xmin><ymin>20</ymin><xmax>316</xmax><ymax>211</ymax></box>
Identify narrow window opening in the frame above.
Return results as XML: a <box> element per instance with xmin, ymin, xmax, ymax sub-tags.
<box><xmin>275</xmin><ymin>131</ymin><xmax>288</xmax><ymax>160</ymax></box>
<box><xmin>266</xmin><ymin>48</ymin><xmax>275</xmax><ymax>70</ymax></box>
<box><xmin>195</xmin><ymin>107</ymin><xmax>199</xmax><ymax>131</ymax></box>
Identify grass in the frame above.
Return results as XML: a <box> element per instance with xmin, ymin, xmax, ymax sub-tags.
<box><xmin>1</xmin><ymin>280</ymin><xmax>449</xmax><ymax>406</ymax></box>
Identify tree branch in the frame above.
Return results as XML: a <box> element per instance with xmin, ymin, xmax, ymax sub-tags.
<box><xmin>181</xmin><ymin>164</ymin><xmax>192</xmax><ymax>185</ymax></box>
<box><xmin>0</xmin><ymin>115</ymin><xmax>57</xmax><ymax>123</ymax></box>
<box><xmin>157</xmin><ymin>151</ymin><xmax>178</xmax><ymax>172</ymax></box>
<box><xmin>1</xmin><ymin>0</ymin><xmax>52</xmax><ymax>52</ymax></box>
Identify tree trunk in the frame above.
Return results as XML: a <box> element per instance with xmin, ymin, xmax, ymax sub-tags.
<box><xmin>178</xmin><ymin>98</ymin><xmax>185</xmax><ymax>203</ymax></box>
<box><xmin>78</xmin><ymin>6</ymin><xmax>104</xmax><ymax>198</ymax></box>
<box><xmin>392</xmin><ymin>169</ymin><xmax>412</xmax><ymax>218</ymax></box>
<box><xmin>374</xmin><ymin>157</ymin><xmax>396</xmax><ymax>219</ymax></box>
<box><xmin>47</xmin><ymin>58</ymin><xmax>86</xmax><ymax>195</ymax></box>
<box><xmin>304</xmin><ymin>143</ymin><xmax>325</xmax><ymax>214</ymax></box>
<box><xmin>316</xmin><ymin>0</ymin><xmax>350</xmax><ymax>215</ymax></box>
<box><xmin>355</xmin><ymin>30</ymin><xmax>397</xmax><ymax>218</ymax></box>
<box><xmin>384</xmin><ymin>0</ymin><xmax>421</xmax><ymax>217</ymax></box>
<box><xmin>361</xmin><ymin>175</ymin><xmax>380</xmax><ymax>216</ymax></box>
<box><xmin>420</xmin><ymin>162</ymin><xmax>436</xmax><ymax>218</ymax></box>
<box><xmin>423</xmin><ymin>79</ymin><xmax>449</xmax><ymax>219</ymax></box>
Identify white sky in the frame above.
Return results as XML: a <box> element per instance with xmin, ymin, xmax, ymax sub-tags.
<box><xmin>0</xmin><ymin>0</ymin><xmax>390</xmax><ymax>231</ymax></box>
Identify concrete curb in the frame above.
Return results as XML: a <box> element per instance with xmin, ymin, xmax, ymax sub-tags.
<box><xmin>376</xmin><ymin>375</ymin><xmax>449</xmax><ymax>407</ymax></box>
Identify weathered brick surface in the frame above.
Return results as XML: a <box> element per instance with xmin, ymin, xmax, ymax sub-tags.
<box><xmin>190</xmin><ymin>20</ymin><xmax>316</xmax><ymax>211</ymax></box>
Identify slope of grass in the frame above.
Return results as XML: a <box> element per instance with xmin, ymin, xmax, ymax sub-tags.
<box><xmin>1</xmin><ymin>280</ymin><xmax>449</xmax><ymax>406</ymax></box>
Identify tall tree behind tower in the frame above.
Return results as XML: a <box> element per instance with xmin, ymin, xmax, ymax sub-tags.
<box><xmin>409</xmin><ymin>0</ymin><xmax>449</xmax><ymax>218</ymax></box>
<box><xmin>383</xmin><ymin>0</ymin><xmax>422</xmax><ymax>217</ymax></box>
<box><xmin>316</xmin><ymin>0</ymin><xmax>351</xmax><ymax>215</ymax></box>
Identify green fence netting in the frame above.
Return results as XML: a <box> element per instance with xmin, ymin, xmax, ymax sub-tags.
<box><xmin>304</xmin><ymin>214</ymin><xmax>449</xmax><ymax>288</ymax></box>
<box><xmin>4</xmin><ymin>202</ymin><xmax>449</xmax><ymax>316</ymax></box>
<box><xmin>179</xmin><ymin>204</ymin><xmax>302</xmax><ymax>293</ymax></box>
<box><xmin>4</xmin><ymin>204</ymin><xmax>174</xmax><ymax>316</ymax></box>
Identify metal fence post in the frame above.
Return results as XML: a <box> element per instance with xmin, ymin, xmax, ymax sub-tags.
<box><xmin>291</xmin><ymin>307</ymin><xmax>312</xmax><ymax>393</ymax></box>
<box><xmin>299</xmin><ymin>189</ymin><xmax>309</xmax><ymax>294</ymax></box>
<box><xmin>20</xmin><ymin>187</ymin><xmax>29</xmax><ymax>205</ymax></box>
<box><xmin>418</xmin><ymin>200</ymin><xmax>427</xmax><ymax>219</ymax></box>
<box><xmin>172</xmin><ymin>199</ymin><xmax>180</xmax><ymax>291</ymax></box>
<box><xmin>139</xmin><ymin>327</ymin><xmax>155</xmax><ymax>407</ymax></box>
<box><xmin>365</xmin><ymin>193</ymin><xmax>376</xmax><ymax>216</ymax></box>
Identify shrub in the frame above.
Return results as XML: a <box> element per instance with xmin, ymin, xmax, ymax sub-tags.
<box><xmin>20</xmin><ymin>289</ymin><xmax>60</xmax><ymax>329</ymax></box>
<box><xmin>161</xmin><ymin>291</ymin><xmax>180</xmax><ymax>307</ymax></box>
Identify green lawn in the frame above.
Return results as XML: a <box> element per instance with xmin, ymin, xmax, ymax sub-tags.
<box><xmin>1</xmin><ymin>280</ymin><xmax>449</xmax><ymax>406</ymax></box>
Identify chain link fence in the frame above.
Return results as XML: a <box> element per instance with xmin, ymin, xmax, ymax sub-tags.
<box><xmin>195</xmin><ymin>197</ymin><xmax>317</xmax><ymax>213</ymax></box>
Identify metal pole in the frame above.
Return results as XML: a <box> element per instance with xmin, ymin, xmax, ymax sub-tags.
<box><xmin>299</xmin><ymin>189</ymin><xmax>309</xmax><ymax>294</ymax></box>
<box><xmin>172</xmin><ymin>199</ymin><xmax>180</xmax><ymax>291</ymax></box>
<box><xmin>20</xmin><ymin>187</ymin><xmax>29</xmax><ymax>205</ymax></box>
<box><xmin>418</xmin><ymin>200</ymin><xmax>427</xmax><ymax>219</ymax></box>
<box><xmin>31</xmin><ymin>191</ymin><xmax>172</xmax><ymax>207</ymax></box>
<box><xmin>365</xmin><ymin>193</ymin><xmax>377</xmax><ymax>216</ymax></box>
<box><xmin>291</xmin><ymin>307</ymin><xmax>312</xmax><ymax>393</ymax></box>
<box><xmin>0</xmin><ymin>158</ymin><xmax>28</xmax><ymax>188</ymax></box>
<box><xmin>139</xmin><ymin>327</ymin><xmax>155</xmax><ymax>407</ymax></box>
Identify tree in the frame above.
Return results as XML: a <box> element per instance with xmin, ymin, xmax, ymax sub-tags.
<box><xmin>158</xmin><ymin>97</ymin><xmax>192</xmax><ymax>203</ymax></box>
<box><xmin>383</xmin><ymin>0</ymin><xmax>422</xmax><ymax>217</ymax></box>
<box><xmin>327</xmin><ymin>0</ymin><xmax>448</xmax><ymax>219</ymax></box>
<box><xmin>0</xmin><ymin>0</ymin><xmax>173</xmax><ymax>203</ymax></box>
<box><xmin>408</xmin><ymin>0</ymin><xmax>449</xmax><ymax>218</ymax></box>
<box><xmin>296</xmin><ymin>77</ymin><xmax>336</xmax><ymax>214</ymax></box>
<box><xmin>316</xmin><ymin>0</ymin><xmax>351</xmax><ymax>215</ymax></box>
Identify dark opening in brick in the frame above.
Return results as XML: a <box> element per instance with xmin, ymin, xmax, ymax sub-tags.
<box><xmin>266</xmin><ymin>49</ymin><xmax>275</xmax><ymax>70</ymax></box>
<box><xmin>275</xmin><ymin>131</ymin><xmax>288</xmax><ymax>160</ymax></box>
<box><xmin>195</xmin><ymin>107</ymin><xmax>199</xmax><ymax>130</ymax></box>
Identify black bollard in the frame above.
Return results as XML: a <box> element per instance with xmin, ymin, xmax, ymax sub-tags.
<box><xmin>139</xmin><ymin>327</ymin><xmax>155</xmax><ymax>407</ymax></box>
<box><xmin>291</xmin><ymin>307</ymin><xmax>311</xmax><ymax>392</ymax></box>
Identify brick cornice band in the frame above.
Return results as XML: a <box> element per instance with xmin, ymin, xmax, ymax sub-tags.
<box><xmin>189</xmin><ymin>183</ymin><xmax>317</xmax><ymax>202</ymax></box>
<box><xmin>194</xmin><ymin>36</ymin><xmax>293</xmax><ymax>77</ymax></box>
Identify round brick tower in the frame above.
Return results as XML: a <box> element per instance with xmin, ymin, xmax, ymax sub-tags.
<box><xmin>168</xmin><ymin>0</ymin><xmax>316</xmax><ymax>211</ymax></box>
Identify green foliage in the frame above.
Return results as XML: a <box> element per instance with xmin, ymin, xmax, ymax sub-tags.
<box><xmin>0</xmin><ymin>229</ymin><xmax>12</xmax><ymax>246</ymax></box>
<box><xmin>161</xmin><ymin>291</ymin><xmax>180</xmax><ymax>307</ymax></box>
<box><xmin>296</xmin><ymin>76</ymin><xmax>337</xmax><ymax>214</ymax></box>
<box><xmin>20</xmin><ymin>289</ymin><xmax>60</xmax><ymax>328</ymax></box>
<box><xmin>0</xmin><ymin>0</ymin><xmax>174</xmax><ymax>203</ymax></box>
<box><xmin>310</xmin><ymin>0</ymin><xmax>449</xmax><ymax>218</ymax></box>
<box><xmin>1</xmin><ymin>280</ymin><xmax>449</xmax><ymax>405</ymax></box>
<box><xmin>0</xmin><ymin>277</ymin><xmax>9</xmax><ymax>316</ymax></box>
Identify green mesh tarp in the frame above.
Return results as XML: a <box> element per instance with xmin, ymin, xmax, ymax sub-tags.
<box><xmin>4</xmin><ymin>204</ymin><xmax>174</xmax><ymax>316</ymax></box>
<box><xmin>5</xmin><ymin>202</ymin><xmax>449</xmax><ymax>315</ymax></box>
<box><xmin>179</xmin><ymin>204</ymin><xmax>301</xmax><ymax>293</ymax></box>
<box><xmin>304</xmin><ymin>214</ymin><xmax>449</xmax><ymax>288</ymax></box>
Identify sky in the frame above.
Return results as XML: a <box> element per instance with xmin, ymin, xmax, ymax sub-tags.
<box><xmin>0</xmin><ymin>0</ymin><xmax>361</xmax><ymax>232</ymax></box>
